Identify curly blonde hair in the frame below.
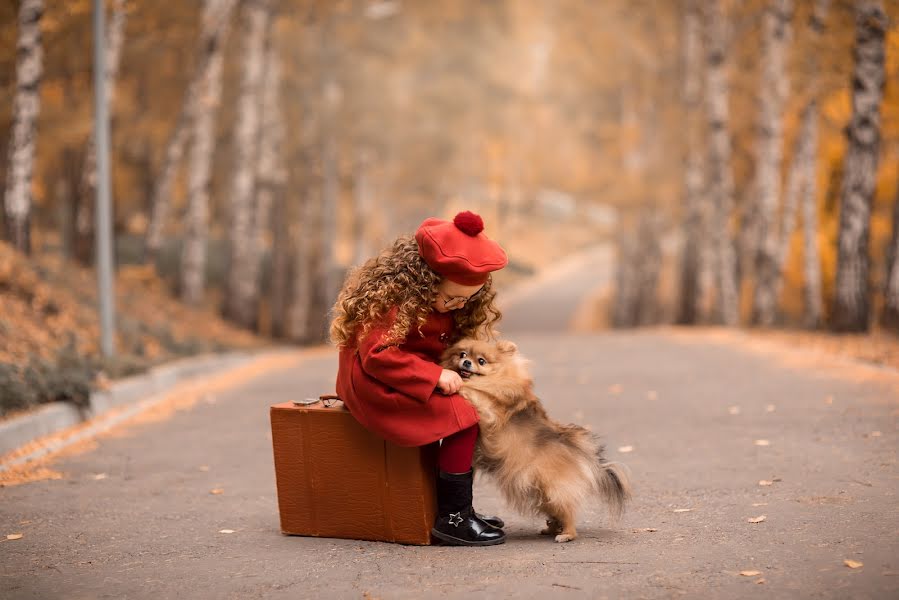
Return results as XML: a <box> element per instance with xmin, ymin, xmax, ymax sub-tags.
<box><xmin>329</xmin><ymin>236</ymin><xmax>502</xmax><ymax>348</ymax></box>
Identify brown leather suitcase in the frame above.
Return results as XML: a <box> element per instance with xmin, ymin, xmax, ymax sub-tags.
<box><xmin>270</xmin><ymin>395</ymin><xmax>438</xmax><ymax>545</ymax></box>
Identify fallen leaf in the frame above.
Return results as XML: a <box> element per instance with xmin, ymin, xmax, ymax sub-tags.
<box><xmin>747</xmin><ymin>515</ymin><xmax>767</xmax><ymax>523</ymax></box>
<box><xmin>6</xmin><ymin>533</ymin><xmax>24</xmax><ymax>540</ymax></box>
<box><xmin>754</xmin><ymin>439</ymin><xmax>771</xmax><ymax>446</ymax></box>
<box><xmin>765</xmin><ymin>404</ymin><xmax>776</xmax><ymax>413</ymax></box>
<box><xmin>824</xmin><ymin>396</ymin><xmax>833</xmax><ymax>405</ymax></box>
<box><xmin>647</xmin><ymin>391</ymin><xmax>658</xmax><ymax>400</ymax></box>
<box><xmin>93</xmin><ymin>473</ymin><xmax>108</xmax><ymax>480</ymax></box>
<box><xmin>210</xmin><ymin>488</ymin><xmax>224</xmax><ymax>495</ymax></box>
<box><xmin>758</xmin><ymin>480</ymin><xmax>773</xmax><ymax>486</ymax></box>
<box><xmin>867</xmin><ymin>431</ymin><xmax>882</xmax><ymax>438</ymax></box>
<box><xmin>740</xmin><ymin>570</ymin><xmax>761</xmax><ymax>577</ymax></box>
<box><xmin>608</xmin><ymin>384</ymin><xmax>622</xmax><ymax>395</ymax></box>
<box><xmin>673</xmin><ymin>508</ymin><xmax>693</xmax><ymax>513</ymax></box>
<box><xmin>844</xmin><ymin>559</ymin><xmax>863</xmax><ymax>569</ymax></box>
<box><xmin>633</xmin><ymin>528</ymin><xmax>658</xmax><ymax>532</ymax></box>
<box><xmin>198</xmin><ymin>466</ymin><xmax>210</xmax><ymax>472</ymax></box>
<box><xmin>219</xmin><ymin>529</ymin><xmax>235</xmax><ymax>534</ymax></box>
<box><xmin>617</xmin><ymin>445</ymin><xmax>634</xmax><ymax>453</ymax></box>
<box><xmin>19</xmin><ymin>520</ymin><xmax>32</xmax><ymax>525</ymax></box>
<box><xmin>752</xmin><ymin>502</ymin><xmax>768</xmax><ymax>507</ymax></box>
<box><xmin>728</xmin><ymin>406</ymin><xmax>741</xmax><ymax>415</ymax></box>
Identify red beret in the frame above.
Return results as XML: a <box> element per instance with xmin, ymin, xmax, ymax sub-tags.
<box><xmin>415</xmin><ymin>211</ymin><xmax>508</xmax><ymax>285</ymax></box>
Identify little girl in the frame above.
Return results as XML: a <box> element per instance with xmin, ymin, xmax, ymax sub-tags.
<box><xmin>330</xmin><ymin>210</ymin><xmax>508</xmax><ymax>546</ymax></box>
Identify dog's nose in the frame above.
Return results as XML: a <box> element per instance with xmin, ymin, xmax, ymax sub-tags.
<box><xmin>462</xmin><ymin>359</ymin><xmax>472</xmax><ymax>369</ymax></box>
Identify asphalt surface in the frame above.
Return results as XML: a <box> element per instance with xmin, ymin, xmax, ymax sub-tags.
<box><xmin>2</xmin><ymin>250</ymin><xmax>898</xmax><ymax>599</ymax></box>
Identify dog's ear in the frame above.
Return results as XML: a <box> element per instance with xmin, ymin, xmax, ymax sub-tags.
<box><xmin>497</xmin><ymin>340</ymin><xmax>518</xmax><ymax>354</ymax></box>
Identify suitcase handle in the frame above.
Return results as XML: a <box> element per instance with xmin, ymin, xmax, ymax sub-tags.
<box><xmin>292</xmin><ymin>394</ymin><xmax>342</xmax><ymax>408</ymax></box>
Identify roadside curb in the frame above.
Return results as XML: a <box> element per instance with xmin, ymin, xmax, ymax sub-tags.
<box><xmin>0</xmin><ymin>349</ymin><xmax>299</xmax><ymax>461</ymax></box>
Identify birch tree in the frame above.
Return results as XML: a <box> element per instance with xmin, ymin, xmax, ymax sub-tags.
<box><xmin>794</xmin><ymin>0</ymin><xmax>830</xmax><ymax>328</ymax></box>
<box><xmin>223</xmin><ymin>0</ymin><xmax>272</xmax><ymax>328</ymax></box>
<box><xmin>146</xmin><ymin>0</ymin><xmax>238</xmax><ymax>265</ymax></box>
<box><xmin>258</xmin><ymin>34</ymin><xmax>288</xmax><ymax>335</ymax></box>
<box><xmin>751</xmin><ymin>0</ymin><xmax>793</xmax><ymax>326</ymax></box>
<box><xmin>883</xmin><ymin>189</ymin><xmax>899</xmax><ymax>331</ymax></box>
<box><xmin>833</xmin><ymin>0</ymin><xmax>886</xmax><ymax>332</ymax></box>
<box><xmin>180</xmin><ymin>0</ymin><xmax>238</xmax><ymax>305</ymax></box>
<box><xmin>3</xmin><ymin>0</ymin><xmax>44</xmax><ymax>254</ymax></box>
<box><xmin>285</xmin><ymin>190</ymin><xmax>319</xmax><ymax>343</ymax></box>
<box><xmin>703</xmin><ymin>0</ymin><xmax>739</xmax><ymax>325</ymax></box>
<box><xmin>74</xmin><ymin>0</ymin><xmax>128</xmax><ymax>264</ymax></box>
<box><xmin>676</xmin><ymin>0</ymin><xmax>708</xmax><ymax>324</ymax></box>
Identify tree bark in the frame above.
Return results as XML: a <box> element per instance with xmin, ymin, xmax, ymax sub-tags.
<box><xmin>676</xmin><ymin>0</ymin><xmax>708</xmax><ymax>324</ymax></box>
<box><xmin>751</xmin><ymin>0</ymin><xmax>793</xmax><ymax>326</ymax></box>
<box><xmin>703</xmin><ymin>0</ymin><xmax>739</xmax><ymax>325</ymax></box>
<box><xmin>74</xmin><ymin>0</ymin><xmax>128</xmax><ymax>265</ymax></box>
<box><xmin>180</xmin><ymin>0</ymin><xmax>237</xmax><ymax>306</ymax></box>
<box><xmin>832</xmin><ymin>0</ymin><xmax>886</xmax><ymax>332</ymax></box>
<box><xmin>799</xmin><ymin>0</ymin><xmax>829</xmax><ymax>329</ymax></box>
<box><xmin>223</xmin><ymin>0</ymin><xmax>272</xmax><ymax>328</ymax></box>
<box><xmin>146</xmin><ymin>0</ymin><xmax>237</xmax><ymax>265</ymax></box>
<box><xmin>3</xmin><ymin>0</ymin><xmax>44</xmax><ymax>255</ymax></box>
<box><xmin>882</xmin><ymin>186</ymin><xmax>899</xmax><ymax>331</ymax></box>
<box><xmin>258</xmin><ymin>33</ymin><xmax>289</xmax><ymax>337</ymax></box>
<box><xmin>285</xmin><ymin>190</ymin><xmax>319</xmax><ymax>343</ymax></box>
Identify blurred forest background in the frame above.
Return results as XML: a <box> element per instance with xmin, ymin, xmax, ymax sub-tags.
<box><xmin>3</xmin><ymin>0</ymin><xmax>899</xmax><ymax>414</ymax></box>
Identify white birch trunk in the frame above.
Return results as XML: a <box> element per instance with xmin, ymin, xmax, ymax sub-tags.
<box><xmin>677</xmin><ymin>0</ymin><xmax>708</xmax><ymax>324</ymax></box>
<box><xmin>223</xmin><ymin>0</ymin><xmax>271</xmax><ymax>328</ymax></box>
<box><xmin>74</xmin><ymin>0</ymin><xmax>128</xmax><ymax>264</ymax></box>
<box><xmin>146</xmin><ymin>0</ymin><xmax>237</xmax><ymax>264</ymax></box>
<box><xmin>180</xmin><ymin>0</ymin><xmax>237</xmax><ymax>305</ymax></box>
<box><xmin>3</xmin><ymin>0</ymin><xmax>43</xmax><ymax>254</ymax></box>
<box><xmin>703</xmin><ymin>0</ymin><xmax>739</xmax><ymax>325</ymax></box>
<box><xmin>751</xmin><ymin>0</ymin><xmax>793</xmax><ymax>326</ymax></box>
<box><xmin>833</xmin><ymin>0</ymin><xmax>886</xmax><ymax>332</ymax></box>
<box><xmin>242</xmin><ymin>30</ymin><xmax>285</xmax><ymax>326</ymax></box>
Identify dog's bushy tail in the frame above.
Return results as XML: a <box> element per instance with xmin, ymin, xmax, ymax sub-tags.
<box><xmin>591</xmin><ymin>445</ymin><xmax>631</xmax><ymax>520</ymax></box>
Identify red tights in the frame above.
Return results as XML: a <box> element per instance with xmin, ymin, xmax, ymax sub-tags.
<box><xmin>437</xmin><ymin>423</ymin><xmax>478</xmax><ymax>473</ymax></box>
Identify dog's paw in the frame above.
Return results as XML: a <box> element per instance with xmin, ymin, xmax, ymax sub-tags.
<box><xmin>540</xmin><ymin>519</ymin><xmax>561</xmax><ymax>536</ymax></box>
<box><xmin>554</xmin><ymin>533</ymin><xmax>576</xmax><ymax>543</ymax></box>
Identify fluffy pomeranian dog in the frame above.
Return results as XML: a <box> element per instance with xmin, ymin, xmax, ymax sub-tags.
<box><xmin>440</xmin><ymin>339</ymin><xmax>631</xmax><ymax>542</ymax></box>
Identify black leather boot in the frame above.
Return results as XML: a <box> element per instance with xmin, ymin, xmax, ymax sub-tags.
<box><xmin>431</xmin><ymin>470</ymin><xmax>505</xmax><ymax>546</ymax></box>
<box><xmin>473</xmin><ymin>511</ymin><xmax>504</xmax><ymax>529</ymax></box>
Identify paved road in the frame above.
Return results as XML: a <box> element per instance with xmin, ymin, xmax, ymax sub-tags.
<box><xmin>498</xmin><ymin>244</ymin><xmax>612</xmax><ymax>333</ymax></box>
<box><xmin>2</xmin><ymin>259</ymin><xmax>898</xmax><ymax>599</ymax></box>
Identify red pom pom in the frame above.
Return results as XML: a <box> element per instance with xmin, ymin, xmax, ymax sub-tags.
<box><xmin>453</xmin><ymin>211</ymin><xmax>484</xmax><ymax>236</ymax></box>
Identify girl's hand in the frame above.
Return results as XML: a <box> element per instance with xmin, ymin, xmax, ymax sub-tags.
<box><xmin>437</xmin><ymin>369</ymin><xmax>463</xmax><ymax>394</ymax></box>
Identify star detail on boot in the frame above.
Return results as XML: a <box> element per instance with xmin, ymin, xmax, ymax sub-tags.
<box><xmin>448</xmin><ymin>512</ymin><xmax>463</xmax><ymax>526</ymax></box>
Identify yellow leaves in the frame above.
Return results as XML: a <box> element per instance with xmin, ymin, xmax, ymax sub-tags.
<box><xmin>92</xmin><ymin>473</ymin><xmax>108</xmax><ymax>480</ymax></box>
<box><xmin>673</xmin><ymin>508</ymin><xmax>693</xmax><ymax>513</ymax></box>
<box><xmin>219</xmin><ymin>529</ymin><xmax>235</xmax><ymax>534</ymax></box>
<box><xmin>633</xmin><ymin>527</ymin><xmax>658</xmax><ymax>533</ymax></box>
<box><xmin>617</xmin><ymin>445</ymin><xmax>634</xmax><ymax>453</ymax></box>
<box><xmin>754</xmin><ymin>439</ymin><xmax>771</xmax><ymax>446</ymax></box>
<box><xmin>739</xmin><ymin>570</ymin><xmax>761</xmax><ymax>577</ymax></box>
<box><xmin>6</xmin><ymin>533</ymin><xmax>24</xmax><ymax>541</ymax></box>
<box><xmin>844</xmin><ymin>559</ymin><xmax>863</xmax><ymax>569</ymax></box>
<box><xmin>758</xmin><ymin>480</ymin><xmax>774</xmax><ymax>486</ymax></box>
<box><xmin>608</xmin><ymin>384</ymin><xmax>622</xmax><ymax>395</ymax></box>
<box><xmin>747</xmin><ymin>515</ymin><xmax>766</xmax><ymax>523</ymax></box>
<box><xmin>210</xmin><ymin>488</ymin><xmax>224</xmax><ymax>495</ymax></box>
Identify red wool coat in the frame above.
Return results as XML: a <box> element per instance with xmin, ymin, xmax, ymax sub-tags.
<box><xmin>335</xmin><ymin>308</ymin><xmax>479</xmax><ymax>447</ymax></box>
